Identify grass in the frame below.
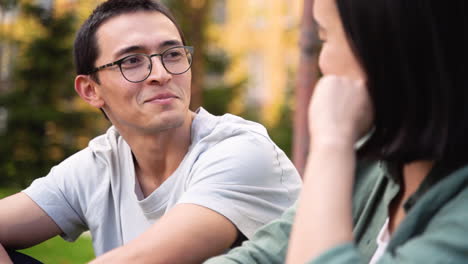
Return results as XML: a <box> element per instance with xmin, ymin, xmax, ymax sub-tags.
<box><xmin>19</xmin><ymin>236</ymin><xmax>94</xmax><ymax>264</ymax></box>
<box><xmin>0</xmin><ymin>187</ymin><xmax>95</xmax><ymax>263</ymax></box>
<box><xmin>0</xmin><ymin>187</ymin><xmax>18</xmax><ymax>197</ymax></box>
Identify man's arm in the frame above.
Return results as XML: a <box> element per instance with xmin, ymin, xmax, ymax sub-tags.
<box><xmin>90</xmin><ymin>203</ymin><xmax>237</xmax><ymax>264</ymax></box>
<box><xmin>0</xmin><ymin>192</ymin><xmax>62</xmax><ymax>249</ymax></box>
<box><xmin>0</xmin><ymin>243</ymin><xmax>13</xmax><ymax>264</ymax></box>
<box><xmin>205</xmin><ymin>205</ymin><xmax>298</xmax><ymax>264</ymax></box>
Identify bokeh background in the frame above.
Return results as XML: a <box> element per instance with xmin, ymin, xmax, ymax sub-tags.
<box><xmin>0</xmin><ymin>0</ymin><xmax>318</xmax><ymax>262</ymax></box>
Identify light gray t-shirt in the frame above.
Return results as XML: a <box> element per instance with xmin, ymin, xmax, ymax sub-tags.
<box><xmin>23</xmin><ymin>108</ymin><xmax>302</xmax><ymax>256</ymax></box>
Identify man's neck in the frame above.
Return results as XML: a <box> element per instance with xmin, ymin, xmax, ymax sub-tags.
<box><xmin>121</xmin><ymin>112</ymin><xmax>195</xmax><ymax>197</ymax></box>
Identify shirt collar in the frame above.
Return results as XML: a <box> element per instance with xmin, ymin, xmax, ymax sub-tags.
<box><xmin>379</xmin><ymin>159</ymin><xmax>466</xmax><ymax>211</ymax></box>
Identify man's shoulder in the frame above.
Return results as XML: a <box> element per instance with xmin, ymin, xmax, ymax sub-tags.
<box><xmin>87</xmin><ymin>126</ymin><xmax>123</xmax><ymax>152</ymax></box>
<box><xmin>186</xmin><ymin>110</ymin><xmax>300</xmax><ymax>187</ymax></box>
<box><xmin>54</xmin><ymin>126</ymin><xmax>128</xmax><ymax>175</ymax></box>
<box><xmin>191</xmin><ymin>109</ymin><xmax>287</xmax><ymax>170</ymax></box>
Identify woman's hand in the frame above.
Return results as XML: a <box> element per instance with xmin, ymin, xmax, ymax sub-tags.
<box><xmin>0</xmin><ymin>243</ymin><xmax>13</xmax><ymax>264</ymax></box>
<box><xmin>308</xmin><ymin>75</ymin><xmax>373</xmax><ymax>147</ymax></box>
<box><xmin>287</xmin><ymin>75</ymin><xmax>373</xmax><ymax>264</ymax></box>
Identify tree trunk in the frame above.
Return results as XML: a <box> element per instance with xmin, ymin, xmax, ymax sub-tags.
<box><xmin>187</xmin><ymin>0</ymin><xmax>212</xmax><ymax>110</ymax></box>
<box><xmin>292</xmin><ymin>0</ymin><xmax>320</xmax><ymax>175</ymax></box>
<box><xmin>164</xmin><ymin>0</ymin><xmax>212</xmax><ymax>110</ymax></box>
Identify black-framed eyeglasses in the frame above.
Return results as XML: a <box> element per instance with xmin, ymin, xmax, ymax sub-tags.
<box><xmin>89</xmin><ymin>46</ymin><xmax>194</xmax><ymax>83</ymax></box>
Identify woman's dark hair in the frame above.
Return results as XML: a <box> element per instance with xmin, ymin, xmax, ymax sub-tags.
<box><xmin>73</xmin><ymin>0</ymin><xmax>186</xmax><ymax>82</ymax></box>
<box><xmin>335</xmin><ymin>0</ymin><xmax>468</xmax><ymax>165</ymax></box>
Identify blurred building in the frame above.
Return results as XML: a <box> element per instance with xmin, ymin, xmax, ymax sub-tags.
<box><xmin>0</xmin><ymin>2</ymin><xmax>18</xmax><ymax>133</ymax></box>
<box><xmin>0</xmin><ymin>2</ymin><xmax>18</xmax><ymax>93</ymax></box>
<box><xmin>209</xmin><ymin>0</ymin><xmax>302</xmax><ymax>126</ymax></box>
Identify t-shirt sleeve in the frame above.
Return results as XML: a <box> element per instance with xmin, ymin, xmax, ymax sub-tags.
<box><xmin>22</xmin><ymin>150</ymin><xmax>92</xmax><ymax>242</ymax></box>
<box><xmin>177</xmin><ymin>132</ymin><xmax>302</xmax><ymax>238</ymax></box>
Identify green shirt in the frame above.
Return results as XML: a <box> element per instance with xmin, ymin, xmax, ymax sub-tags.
<box><xmin>205</xmin><ymin>161</ymin><xmax>468</xmax><ymax>264</ymax></box>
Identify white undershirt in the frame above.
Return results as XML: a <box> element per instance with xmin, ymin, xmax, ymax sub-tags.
<box><xmin>369</xmin><ymin>218</ymin><xmax>391</xmax><ymax>264</ymax></box>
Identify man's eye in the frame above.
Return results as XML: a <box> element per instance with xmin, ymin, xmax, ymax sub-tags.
<box><xmin>121</xmin><ymin>55</ymin><xmax>145</xmax><ymax>67</ymax></box>
<box><xmin>164</xmin><ymin>50</ymin><xmax>184</xmax><ymax>61</ymax></box>
<box><xmin>126</xmin><ymin>56</ymin><xmax>142</xmax><ymax>64</ymax></box>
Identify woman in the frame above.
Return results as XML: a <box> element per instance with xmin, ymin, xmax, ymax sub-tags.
<box><xmin>206</xmin><ymin>0</ymin><xmax>468</xmax><ymax>263</ymax></box>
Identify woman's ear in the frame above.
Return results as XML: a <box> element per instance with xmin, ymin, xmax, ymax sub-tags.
<box><xmin>74</xmin><ymin>75</ymin><xmax>104</xmax><ymax>108</ymax></box>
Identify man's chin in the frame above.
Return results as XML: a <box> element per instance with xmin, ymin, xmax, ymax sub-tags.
<box><xmin>147</xmin><ymin>114</ymin><xmax>187</xmax><ymax>133</ymax></box>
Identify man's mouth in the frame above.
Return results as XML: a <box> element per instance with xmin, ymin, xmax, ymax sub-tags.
<box><xmin>145</xmin><ymin>93</ymin><xmax>178</xmax><ymax>104</ymax></box>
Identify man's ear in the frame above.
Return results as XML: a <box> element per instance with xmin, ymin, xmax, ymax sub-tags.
<box><xmin>74</xmin><ymin>75</ymin><xmax>104</xmax><ymax>108</ymax></box>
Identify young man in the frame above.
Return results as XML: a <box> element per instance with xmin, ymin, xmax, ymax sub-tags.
<box><xmin>0</xmin><ymin>0</ymin><xmax>301</xmax><ymax>263</ymax></box>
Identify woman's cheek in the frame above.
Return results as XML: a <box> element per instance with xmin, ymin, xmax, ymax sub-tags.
<box><xmin>318</xmin><ymin>48</ymin><xmax>329</xmax><ymax>75</ymax></box>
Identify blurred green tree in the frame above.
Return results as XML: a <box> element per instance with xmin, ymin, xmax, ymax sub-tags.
<box><xmin>0</xmin><ymin>2</ymin><xmax>100</xmax><ymax>187</ymax></box>
<box><xmin>242</xmin><ymin>76</ymin><xmax>294</xmax><ymax>157</ymax></box>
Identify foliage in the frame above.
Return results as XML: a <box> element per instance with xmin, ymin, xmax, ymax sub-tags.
<box><xmin>0</xmin><ymin>186</ymin><xmax>17</xmax><ymax>197</ymax></box>
<box><xmin>0</xmin><ymin>2</ymin><xmax>101</xmax><ymax>187</ymax></box>
<box><xmin>268</xmin><ymin>104</ymin><xmax>294</xmax><ymax>158</ymax></box>
<box><xmin>201</xmin><ymin>47</ymin><xmax>247</xmax><ymax>116</ymax></box>
<box><xmin>242</xmin><ymin>82</ymin><xmax>294</xmax><ymax>157</ymax></box>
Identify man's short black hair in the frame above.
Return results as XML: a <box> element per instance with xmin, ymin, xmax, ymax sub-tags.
<box><xmin>73</xmin><ymin>0</ymin><xmax>186</xmax><ymax>81</ymax></box>
<box><xmin>335</xmin><ymin>0</ymin><xmax>468</xmax><ymax>165</ymax></box>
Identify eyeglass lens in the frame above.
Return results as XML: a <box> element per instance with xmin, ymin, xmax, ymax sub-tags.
<box><xmin>120</xmin><ymin>47</ymin><xmax>192</xmax><ymax>83</ymax></box>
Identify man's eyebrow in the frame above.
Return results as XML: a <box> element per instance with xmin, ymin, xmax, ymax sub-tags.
<box><xmin>114</xmin><ymin>40</ymin><xmax>183</xmax><ymax>58</ymax></box>
<box><xmin>159</xmin><ymin>39</ymin><xmax>183</xmax><ymax>49</ymax></box>
<box><xmin>115</xmin><ymin>45</ymin><xmax>144</xmax><ymax>58</ymax></box>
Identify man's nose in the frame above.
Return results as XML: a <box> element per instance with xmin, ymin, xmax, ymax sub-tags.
<box><xmin>146</xmin><ymin>55</ymin><xmax>172</xmax><ymax>84</ymax></box>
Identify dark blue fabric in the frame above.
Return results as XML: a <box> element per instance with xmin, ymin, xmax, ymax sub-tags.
<box><xmin>6</xmin><ymin>250</ymin><xmax>42</xmax><ymax>264</ymax></box>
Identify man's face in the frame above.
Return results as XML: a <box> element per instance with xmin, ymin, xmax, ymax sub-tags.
<box><xmin>94</xmin><ymin>11</ymin><xmax>192</xmax><ymax>135</ymax></box>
